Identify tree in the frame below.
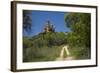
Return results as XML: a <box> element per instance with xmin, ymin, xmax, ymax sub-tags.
<box><xmin>65</xmin><ymin>13</ymin><xmax>91</xmax><ymax>48</ymax></box>
<box><xmin>23</xmin><ymin>10</ymin><xmax>32</xmax><ymax>33</ymax></box>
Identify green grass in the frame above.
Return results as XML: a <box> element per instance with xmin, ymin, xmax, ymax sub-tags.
<box><xmin>69</xmin><ymin>46</ymin><xmax>91</xmax><ymax>60</ymax></box>
<box><xmin>23</xmin><ymin>32</ymin><xmax>91</xmax><ymax>62</ymax></box>
<box><xmin>23</xmin><ymin>45</ymin><xmax>91</xmax><ymax>62</ymax></box>
<box><xmin>23</xmin><ymin>45</ymin><xmax>65</xmax><ymax>62</ymax></box>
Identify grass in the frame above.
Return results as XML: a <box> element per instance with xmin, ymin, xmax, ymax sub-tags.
<box><xmin>69</xmin><ymin>46</ymin><xmax>91</xmax><ymax>60</ymax></box>
<box><xmin>23</xmin><ymin>45</ymin><xmax>65</xmax><ymax>62</ymax></box>
<box><xmin>23</xmin><ymin>45</ymin><xmax>91</xmax><ymax>62</ymax></box>
<box><xmin>23</xmin><ymin>32</ymin><xmax>91</xmax><ymax>62</ymax></box>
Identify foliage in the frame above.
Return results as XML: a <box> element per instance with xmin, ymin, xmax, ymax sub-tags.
<box><xmin>23</xmin><ymin>32</ymin><xmax>68</xmax><ymax>62</ymax></box>
<box><xmin>23</xmin><ymin>12</ymin><xmax>91</xmax><ymax>62</ymax></box>
<box><xmin>64</xmin><ymin>13</ymin><xmax>91</xmax><ymax>59</ymax></box>
<box><xmin>23</xmin><ymin>10</ymin><xmax>32</xmax><ymax>33</ymax></box>
<box><xmin>69</xmin><ymin>46</ymin><xmax>91</xmax><ymax>59</ymax></box>
<box><xmin>65</xmin><ymin>13</ymin><xmax>91</xmax><ymax>48</ymax></box>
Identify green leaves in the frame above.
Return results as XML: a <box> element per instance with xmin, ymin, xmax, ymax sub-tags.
<box><xmin>64</xmin><ymin>12</ymin><xmax>91</xmax><ymax>59</ymax></box>
<box><xmin>23</xmin><ymin>10</ymin><xmax>32</xmax><ymax>33</ymax></box>
<box><xmin>30</xmin><ymin>32</ymin><xmax>67</xmax><ymax>47</ymax></box>
<box><xmin>23</xmin><ymin>32</ymin><xmax>68</xmax><ymax>62</ymax></box>
<box><xmin>65</xmin><ymin>13</ymin><xmax>91</xmax><ymax>48</ymax></box>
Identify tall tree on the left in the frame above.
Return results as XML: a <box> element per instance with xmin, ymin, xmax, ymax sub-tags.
<box><xmin>23</xmin><ymin>10</ymin><xmax>32</xmax><ymax>33</ymax></box>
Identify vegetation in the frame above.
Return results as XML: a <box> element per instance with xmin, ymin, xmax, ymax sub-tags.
<box><xmin>23</xmin><ymin>12</ymin><xmax>91</xmax><ymax>62</ymax></box>
<box><xmin>23</xmin><ymin>10</ymin><xmax>32</xmax><ymax>33</ymax></box>
<box><xmin>23</xmin><ymin>32</ymin><xmax>68</xmax><ymax>62</ymax></box>
<box><xmin>64</xmin><ymin>12</ymin><xmax>91</xmax><ymax>59</ymax></box>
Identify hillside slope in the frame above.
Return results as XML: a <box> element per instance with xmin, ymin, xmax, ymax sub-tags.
<box><xmin>23</xmin><ymin>32</ymin><xmax>68</xmax><ymax>62</ymax></box>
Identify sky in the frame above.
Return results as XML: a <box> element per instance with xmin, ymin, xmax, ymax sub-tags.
<box><xmin>23</xmin><ymin>10</ymin><xmax>70</xmax><ymax>36</ymax></box>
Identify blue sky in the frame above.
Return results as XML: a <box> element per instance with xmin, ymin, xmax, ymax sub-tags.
<box><xmin>23</xmin><ymin>10</ymin><xmax>70</xmax><ymax>36</ymax></box>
